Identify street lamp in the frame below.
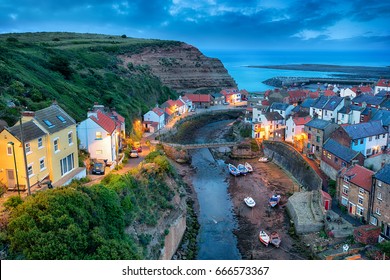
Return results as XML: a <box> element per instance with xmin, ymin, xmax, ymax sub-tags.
<box><xmin>7</xmin><ymin>142</ymin><xmax>20</xmax><ymax>195</ymax></box>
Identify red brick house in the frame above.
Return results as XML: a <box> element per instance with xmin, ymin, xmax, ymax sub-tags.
<box><xmin>353</xmin><ymin>225</ymin><xmax>381</xmax><ymax>244</ymax></box>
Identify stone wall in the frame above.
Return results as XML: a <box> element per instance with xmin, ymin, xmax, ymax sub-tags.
<box><xmin>160</xmin><ymin>214</ymin><xmax>187</xmax><ymax>260</ymax></box>
<box><xmin>320</xmin><ymin>161</ymin><xmax>338</xmax><ymax>181</ymax></box>
<box><xmin>263</xmin><ymin>141</ymin><xmax>322</xmax><ymax>191</ymax></box>
<box><xmin>364</xmin><ymin>153</ymin><xmax>390</xmax><ymax>171</ymax></box>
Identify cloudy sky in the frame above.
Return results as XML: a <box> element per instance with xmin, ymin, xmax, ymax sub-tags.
<box><xmin>1</xmin><ymin>0</ymin><xmax>389</xmax><ymax>51</ymax></box>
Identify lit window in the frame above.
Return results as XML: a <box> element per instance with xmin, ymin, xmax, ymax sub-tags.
<box><xmin>54</xmin><ymin>138</ymin><xmax>59</xmax><ymax>152</ymax></box>
<box><xmin>38</xmin><ymin>137</ymin><xmax>43</xmax><ymax>148</ymax></box>
<box><xmin>96</xmin><ymin>150</ymin><xmax>103</xmax><ymax>154</ymax></box>
<box><xmin>96</xmin><ymin>131</ymin><xmax>102</xmax><ymax>140</ymax></box>
<box><xmin>68</xmin><ymin>132</ymin><xmax>73</xmax><ymax>145</ymax></box>
<box><xmin>25</xmin><ymin>142</ymin><xmax>31</xmax><ymax>153</ymax></box>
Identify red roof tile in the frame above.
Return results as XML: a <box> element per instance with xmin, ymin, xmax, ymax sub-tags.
<box><xmin>110</xmin><ymin>111</ymin><xmax>125</xmax><ymax>123</ymax></box>
<box><xmin>184</xmin><ymin>94</ymin><xmax>211</xmax><ymax>103</ymax></box>
<box><xmin>341</xmin><ymin>165</ymin><xmax>374</xmax><ymax>191</ymax></box>
<box><xmin>90</xmin><ymin>110</ymin><xmax>116</xmax><ymax>133</ymax></box>
<box><xmin>324</xmin><ymin>90</ymin><xmax>336</xmax><ymax>96</ymax></box>
<box><xmin>152</xmin><ymin>107</ymin><xmax>164</xmax><ymax>117</ymax></box>
<box><xmin>293</xmin><ymin>116</ymin><xmax>312</xmax><ymax>126</ymax></box>
<box><xmin>165</xmin><ymin>107</ymin><xmax>174</xmax><ymax>116</ymax></box>
<box><xmin>376</xmin><ymin>79</ymin><xmax>390</xmax><ymax>87</ymax></box>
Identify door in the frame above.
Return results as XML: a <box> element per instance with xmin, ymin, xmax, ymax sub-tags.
<box><xmin>324</xmin><ymin>200</ymin><xmax>330</xmax><ymax>210</ymax></box>
<box><xmin>349</xmin><ymin>202</ymin><xmax>356</xmax><ymax>215</ymax></box>
<box><xmin>6</xmin><ymin>169</ymin><xmax>15</xmax><ymax>189</ymax></box>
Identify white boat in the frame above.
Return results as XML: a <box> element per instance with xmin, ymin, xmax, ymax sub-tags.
<box><xmin>244</xmin><ymin>197</ymin><xmax>256</xmax><ymax>207</ymax></box>
<box><xmin>259</xmin><ymin>230</ymin><xmax>270</xmax><ymax>246</ymax></box>
<box><xmin>258</xmin><ymin>157</ymin><xmax>269</xmax><ymax>162</ymax></box>
<box><xmin>228</xmin><ymin>164</ymin><xmax>240</xmax><ymax>176</ymax></box>
<box><xmin>270</xmin><ymin>231</ymin><xmax>281</xmax><ymax>248</ymax></box>
<box><xmin>237</xmin><ymin>164</ymin><xmax>249</xmax><ymax>175</ymax></box>
<box><xmin>269</xmin><ymin>194</ymin><xmax>281</xmax><ymax>207</ymax></box>
<box><xmin>244</xmin><ymin>162</ymin><xmax>253</xmax><ymax>172</ymax></box>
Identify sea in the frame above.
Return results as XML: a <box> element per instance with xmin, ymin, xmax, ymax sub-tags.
<box><xmin>201</xmin><ymin>50</ymin><xmax>390</xmax><ymax>92</ymax></box>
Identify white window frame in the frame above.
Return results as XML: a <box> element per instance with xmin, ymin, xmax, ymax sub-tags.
<box><xmin>68</xmin><ymin>131</ymin><xmax>73</xmax><ymax>145</ymax></box>
<box><xmin>54</xmin><ymin>138</ymin><xmax>60</xmax><ymax>153</ymax></box>
<box><xmin>377</xmin><ymin>192</ymin><xmax>382</xmax><ymax>201</ymax></box>
<box><xmin>358</xmin><ymin>196</ymin><xmax>364</xmax><ymax>205</ymax></box>
<box><xmin>370</xmin><ymin>216</ymin><xmax>377</xmax><ymax>226</ymax></box>
<box><xmin>342</xmin><ymin>185</ymin><xmax>349</xmax><ymax>196</ymax></box>
<box><xmin>38</xmin><ymin>137</ymin><xmax>43</xmax><ymax>149</ymax></box>
<box><xmin>359</xmin><ymin>188</ymin><xmax>364</xmax><ymax>195</ymax></box>
<box><xmin>95</xmin><ymin>131</ymin><xmax>102</xmax><ymax>140</ymax></box>
<box><xmin>27</xmin><ymin>164</ymin><xmax>34</xmax><ymax>178</ymax></box>
<box><xmin>341</xmin><ymin>196</ymin><xmax>348</xmax><ymax>206</ymax></box>
<box><xmin>375</xmin><ymin>207</ymin><xmax>381</xmax><ymax>215</ymax></box>
<box><xmin>25</xmin><ymin>142</ymin><xmax>31</xmax><ymax>154</ymax></box>
<box><xmin>39</xmin><ymin>157</ymin><xmax>46</xmax><ymax>171</ymax></box>
<box><xmin>356</xmin><ymin>206</ymin><xmax>364</xmax><ymax>216</ymax></box>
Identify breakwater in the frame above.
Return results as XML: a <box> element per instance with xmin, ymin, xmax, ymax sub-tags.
<box><xmin>263</xmin><ymin>76</ymin><xmax>375</xmax><ymax>88</ymax></box>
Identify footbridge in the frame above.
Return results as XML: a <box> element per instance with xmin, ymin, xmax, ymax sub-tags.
<box><xmin>161</xmin><ymin>141</ymin><xmax>238</xmax><ymax>150</ymax></box>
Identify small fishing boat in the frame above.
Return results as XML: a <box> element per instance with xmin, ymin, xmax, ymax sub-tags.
<box><xmin>244</xmin><ymin>197</ymin><xmax>256</xmax><ymax>208</ymax></box>
<box><xmin>244</xmin><ymin>162</ymin><xmax>253</xmax><ymax>172</ymax></box>
<box><xmin>237</xmin><ymin>163</ymin><xmax>249</xmax><ymax>175</ymax></box>
<box><xmin>228</xmin><ymin>164</ymin><xmax>240</xmax><ymax>176</ymax></box>
<box><xmin>259</xmin><ymin>230</ymin><xmax>270</xmax><ymax>247</ymax></box>
<box><xmin>270</xmin><ymin>231</ymin><xmax>281</xmax><ymax>248</ymax></box>
<box><xmin>258</xmin><ymin>157</ymin><xmax>269</xmax><ymax>163</ymax></box>
<box><xmin>269</xmin><ymin>194</ymin><xmax>281</xmax><ymax>207</ymax></box>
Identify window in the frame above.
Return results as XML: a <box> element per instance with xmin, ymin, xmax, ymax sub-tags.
<box><xmin>341</xmin><ymin>196</ymin><xmax>348</xmax><ymax>206</ymax></box>
<box><xmin>7</xmin><ymin>146</ymin><xmax>12</xmax><ymax>155</ymax></box>
<box><xmin>366</xmin><ymin>148</ymin><xmax>371</xmax><ymax>155</ymax></box>
<box><xmin>308</xmin><ymin>127</ymin><xmax>312</xmax><ymax>131</ymax></box>
<box><xmin>359</xmin><ymin>188</ymin><xmax>364</xmax><ymax>195</ymax></box>
<box><xmin>68</xmin><ymin>132</ymin><xmax>73</xmax><ymax>145</ymax></box>
<box><xmin>358</xmin><ymin>196</ymin><xmax>364</xmax><ymax>205</ymax></box>
<box><xmin>377</xmin><ymin>192</ymin><xmax>382</xmax><ymax>201</ymax></box>
<box><xmin>25</xmin><ymin>142</ymin><xmax>31</xmax><ymax>153</ymax></box>
<box><xmin>370</xmin><ymin>216</ymin><xmax>377</xmax><ymax>226</ymax></box>
<box><xmin>357</xmin><ymin>206</ymin><xmax>364</xmax><ymax>216</ymax></box>
<box><xmin>334</xmin><ymin>157</ymin><xmax>338</xmax><ymax>163</ymax></box>
<box><xmin>378</xmin><ymin>181</ymin><xmax>382</xmax><ymax>187</ymax></box>
<box><xmin>369</xmin><ymin>136</ymin><xmax>372</xmax><ymax>141</ymax></box>
<box><xmin>95</xmin><ymin>131</ymin><xmax>102</xmax><ymax>140</ymax></box>
<box><xmin>316</xmin><ymin>136</ymin><xmax>320</xmax><ymax>143</ymax></box>
<box><xmin>353</xmin><ymin>140</ymin><xmax>358</xmax><ymax>146</ymax></box>
<box><xmin>38</xmin><ymin>137</ymin><xmax>43</xmax><ymax>148</ymax></box>
<box><xmin>375</xmin><ymin>135</ymin><xmax>379</xmax><ymax>140</ymax></box>
<box><xmin>40</xmin><ymin>158</ymin><xmax>45</xmax><ymax>171</ymax></box>
<box><xmin>327</xmin><ymin>153</ymin><xmax>331</xmax><ymax>159</ymax></box>
<box><xmin>57</xmin><ymin>115</ymin><xmax>66</xmax><ymax>123</ymax></box>
<box><xmin>292</xmin><ymin>128</ymin><xmax>294</xmax><ymax>133</ymax></box>
<box><xmin>54</xmin><ymin>138</ymin><xmax>59</xmax><ymax>152</ymax></box>
<box><xmin>360</xmin><ymin>139</ymin><xmax>363</xmax><ymax>144</ymax></box>
<box><xmin>375</xmin><ymin>207</ymin><xmax>381</xmax><ymax>215</ymax></box>
<box><xmin>383</xmin><ymin>134</ymin><xmax>386</xmax><ymax>138</ymax></box>
<box><xmin>316</xmin><ymin>146</ymin><xmax>319</xmax><ymax>152</ymax></box>
<box><xmin>308</xmin><ymin>133</ymin><xmax>311</xmax><ymax>140</ymax></box>
<box><xmin>43</xmin><ymin>119</ymin><xmax>54</xmax><ymax>128</ymax></box>
<box><xmin>27</xmin><ymin>164</ymin><xmax>33</xmax><ymax>177</ymax></box>
<box><xmin>342</xmin><ymin>186</ymin><xmax>349</xmax><ymax>196</ymax></box>
<box><xmin>96</xmin><ymin>150</ymin><xmax>103</xmax><ymax>154</ymax></box>
<box><xmin>60</xmin><ymin>153</ymin><xmax>74</xmax><ymax>176</ymax></box>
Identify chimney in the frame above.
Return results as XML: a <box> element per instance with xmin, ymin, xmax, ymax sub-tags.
<box><xmin>21</xmin><ymin>111</ymin><xmax>35</xmax><ymax>122</ymax></box>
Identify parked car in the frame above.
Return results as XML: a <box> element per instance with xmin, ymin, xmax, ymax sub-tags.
<box><xmin>132</xmin><ymin>142</ymin><xmax>142</xmax><ymax>153</ymax></box>
<box><xmin>91</xmin><ymin>160</ymin><xmax>105</xmax><ymax>175</ymax></box>
<box><xmin>223</xmin><ymin>101</ymin><xmax>230</xmax><ymax>105</ymax></box>
<box><xmin>130</xmin><ymin>150</ymin><xmax>139</xmax><ymax>158</ymax></box>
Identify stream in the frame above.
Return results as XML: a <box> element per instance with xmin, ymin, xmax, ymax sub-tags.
<box><xmin>190</xmin><ymin>120</ymin><xmax>241</xmax><ymax>260</ymax></box>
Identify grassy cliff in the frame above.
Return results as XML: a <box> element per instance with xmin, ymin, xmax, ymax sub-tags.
<box><xmin>0</xmin><ymin>32</ymin><xmax>180</xmax><ymax>131</ymax></box>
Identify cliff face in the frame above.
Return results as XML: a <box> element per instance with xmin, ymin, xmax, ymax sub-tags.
<box><xmin>119</xmin><ymin>43</ymin><xmax>237</xmax><ymax>93</ymax></box>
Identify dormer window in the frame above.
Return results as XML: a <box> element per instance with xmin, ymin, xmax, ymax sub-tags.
<box><xmin>57</xmin><ymin>115</ymin><xmax>66</xmax><ymax>123</ymax></box>
<box><xmin>344</xmin><ymin>176</ymin><xmax>350</xmax><ymax>182</ymax></box>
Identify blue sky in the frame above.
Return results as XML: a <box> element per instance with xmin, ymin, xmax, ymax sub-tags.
<box><xmin>1</xmin><ymin>0</ymin><xmax>389</xmax><ymax>51</ymax></box>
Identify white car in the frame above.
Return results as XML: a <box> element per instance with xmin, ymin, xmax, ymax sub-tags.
<box><xmin>223</xmin><ymin>102</ymin><xmax>230</xmax><ymax>105</ymax></box>
<box><xmin>130</xmin><ymin>150</ymin><xmax>139</xmax><ymax>158</ymax></box>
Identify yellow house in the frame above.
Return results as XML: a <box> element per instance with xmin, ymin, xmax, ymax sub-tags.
<box><xmin>0</xmin><ymin>121</ymin><xmax>48</xmax><ymax>191</ymax></box>
<box><xmin>0</xmin><ymin>104</ymin><xmax>85</xmax><ymax>192</ymax></box>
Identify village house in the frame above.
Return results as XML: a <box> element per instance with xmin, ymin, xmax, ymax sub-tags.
<box><xmin>0</xmin><ymin>104</ymin><xmax>85</xmax><ymax>191</ymax></box>
<box><xmin>283</xmin><ymin>89</ymin><xmax>309</xmax><ymax>105</ymax></box>
<box><xmin>337</xmin><ymin>164</ymin><xmax>374</xmax><ymax>223</ymax></box>
<box><xmin>303</xmin><ymin>119</ymin><xmax>339</xmax><ymax>160</ymax></box>
<box><xmin>184</xmin><ymin>93</ymin><xmax>212</xmax><ymax>109</ymax></box>
<box><xmin>374</xmin><ymin>79</ymin><xmax>390</xmax><ymax>95</ymax></box>
<box><xmin>370</xmin><ymin>163</ymin><xmax>390</xmax><ymax>240</ymax></box>
<box><xmin>370</xmin><ymin>109</ymin><xmax>390</xmax><ymax>147</ymax></box>
<box><xmin>299</xmin><ymin>97</ymin><xmax>317</xmax><ymax>114</ymax></box>
<box><xmin>269</xmin><ymin>102</ymin><xmax>295</xmax><ymax>120</ymax></box>
<box><xmin>352</xmin><ymin>94</ymin><xmax>386</xmax><ymax>109</ymax></box>
<box><xmin>255</xmin><ymin>111</ymin><xmax>285</xmax><ymax>140</ymax></box>
<box><xmin>161</xmin><ymin>99</ymin><xmax>179</xmax><ymax>117</ymax></box>
<box><xmin>285</xmin><ymin>115</ymin><xmax>311</xmax><ymax>152</ymax></box>
<box><xmin>143</xmin><ymin>107</ymin><xmax>165</xmax><ymax>133</ymax></box>
<box><xmin>211</xmin><ymin>93</ymin><xmax>224</xmax><ymax>105</ymax></box>
<box><xmin>309</xmin><ymin>96</ymin><xmax>344</xmax><ymax>123</ymax></box>
<box><xmin>179</xmin><ymin>95</ymin><xmax>192</xmax><ymax>111</ymax></box>
<box><xmin>220</xmin><ymin>88</ymin><xmax>241</xmax><ymax>104</ymax></box>
<box><xmin>0</xmin><ymin>119</ymin><xmax>48</xmax><ymax>191</ymax></box>
<box><xmin>339</xmin><ymin>87</ymin><xmax>358</xmax><ymax>99</ymax></box>
<box><xmin>164</xmin><ymin>107</ymin><xmax>175</xmax><ymax>124</ymax></box>
<box><xmin>77</xmin><ymin>109</ymin><xmax>120</xmax><ymax>164</ymax></box>
<box><xmin>337</xmin><ymin>104</ymin><xmax>364</xmax><ymax>125</ymax></box>
<box><xmin>330</xmin><ymin>121</ymin><xmax>388</xmax><ymax>157</ymax></box>
<box><xmin>321</xmin><ymin>138</ymin><xmax>364</xmax><ymax>180</ymax></box>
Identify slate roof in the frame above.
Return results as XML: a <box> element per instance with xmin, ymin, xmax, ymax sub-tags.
<box><xmin>338</xmin><ymin>105</ymin><xmax>363</xmax><ymax>114</ymax></box>
<box><xmin>264</xmin><ymin>111</ymin><xmax>284</xmax><ymax>121</ymax></box>
<box><xmin>340</xmin><ymin>165</ymin><xmax>374</xmax><ymax>191</ymax></box>
<box><xmin>380</xmin><ymin>98</ymin><xmax>390</xmax><ymax>109</ymax></box>
<box><xmin>343</xmin><ymin>121</ymin><xmax>387</xmax><ymax>140</ymax></box>
<box><xmin>270</xmin><ymin>102</ymin><xmax>290</xmax><ymax>111</ymax></box>
<box><xmin>7</xmin><ymin>120</ymin><xmax>46</xmax><ymax>142</ymax></box>
<box><xmin>305</xmin><ymin>118</ymin><xmax>332</xmax><ymax>130</ymax></box>
<box><xmin>300</xmin><ymin>97</ymin><xmax>317</xmax><ymax>108</ymax></box>
<box><xmin>323</xmin><ymin>96</ymin><xmax>343</xmax><ymax>110</ymax></box>
<box><xmin>34</xmin><ymin>104</ymin><xmax>76</xmax><ymax>134</ymax></box>
<box><xmin>312</xmin><ymin>96</ymin><xmax>329</xmax><ymax>109</ymax></box>
<box><xmin>323</xmin><ymin>139</ymin><xmax>361</xmax><ymax>162</ymax></box>
<box><xmin>361</xmin><ymin>107</ymin><xmax>378</xmax><ymax>116</ymax></box>
<box><xmin>352</xmin><ymin>94</ymin><xmax>385</xmax><ymax>106</ymax></box>
<box><xmin>211</xmin><ymin>93</ymin><xmax>223</xmax><ymax>98</ymax></box>
<box><xmin>374</xmin><ymin>163</ymin><xmax>390</xmax><ymax>184</ymax></box>
<box><xmin>371</xmin><ymin>109</ymin><xmax>390</xmax><ymax>126</ymax></box>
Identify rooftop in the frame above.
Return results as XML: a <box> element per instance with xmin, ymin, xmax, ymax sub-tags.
<box><xmin>343</xmin><ymin>121</ymin><xmax>387</xmax><ymax>140</ymax></box>
<box><xmin>305</xmin><ymin>118</ymin><xmax>333</xmax><ymax>130</ymax></box>
<box><xmin>374</xmin><ymin>163</ymin><xmax>390</xmax><ymax>184</ymax></box>
<box><xmin>7</xmin><ymin>120</ymin><xmax>46</xmax><ymax>142</ymax></box>
<box><xmin>323</xmin><ymin>139</ymin><xmax>361</xmax><ymax>162</ymax></box>
<box><xmin>340</xmin><ymin>165</ymin><xmax>374</xmax><ymax>192</ymax></box>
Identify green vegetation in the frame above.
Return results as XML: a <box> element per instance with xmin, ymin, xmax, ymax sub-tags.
<box><xmin>0</xmin><ymin>32</ymin><xmax>180</xmax><ymax>131</ymax></box>
<box><xmin>2</xmin><ymin>154</ymin><xmax>178</xmax><ymax>259</ymax></box>
<box><xmin>328</xmin><ymin>180</ymin><xmax>336</xmax><ymax>197</ymax></box>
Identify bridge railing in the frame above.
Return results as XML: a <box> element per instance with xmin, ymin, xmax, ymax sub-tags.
<box><xmin>161</xmin><ymin>141</ymin><xmax>238</xmax><ymax>150</ymax></box>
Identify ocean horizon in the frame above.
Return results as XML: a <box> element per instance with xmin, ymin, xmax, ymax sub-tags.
<box><xmin>202</xmin><ymin>49</ymin><xmax>390</xmax><ymax>92</ymax></box>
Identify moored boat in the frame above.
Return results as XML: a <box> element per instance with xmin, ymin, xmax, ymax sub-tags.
<box><xmin>270</xmin><ymin>231</ymin><xmax>281</xmax><ymax>248</ymax></box>
<box><xmin>258</xmin><ymin>157</ymin><xmax>269</xmax><ymax>162</ymax></box>
<box><xmin>244</xmin><ymin>197</ymin><xmax>256</xmax><ymax>207</ymax></box>
<box><xmin>269</xmin><ymin>194</ymin><xmax>281</xmax><ymax>207</ymax></box>
<box><xmin>259</xmin><ymin>230</ymin><xmax>270</xmax><ymax>246</ymax></box>
<box><xmin>228</xmin><ymin>164</ymin><xmax>240</xmax><ymax>176</ymax></box>
<box><xmin>237</xmin><ymin>163</ymin><xmax>249</xmax><ymax>175</ymax></box>
<box><xmin>244</xmin><ymin>162</ymin><xmax>253</xmax><ymax>172</ymax></box>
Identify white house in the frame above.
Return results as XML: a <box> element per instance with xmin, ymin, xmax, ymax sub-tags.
<box><xmin>375</xmin><ymin>79</ymin><xmax>390</xmax><ymax>95</ymax></box>
<box><xmin>339</xmin><ymin>88</ymin><xmax>357</xmax><ymax>98</ymax></box>
<box><xmin>269</xmin><ymin>102</ymin><xmax>295</xmax><ymax>121</ymax></box>
<box><xmin>285</xmin><ymin>115</ymin><xmax>312</xmax><ymax>143</ymax></box>
<box><xmin>337</xmin><ymin>105</ymin><xmax>363</xmax><ymax>125</ymax></box>
<box><xmin>77</xmin><ymin>110</ymin><xmax>119</xmax><ymax>163</ymax></box>
<box><xmin>143</xmin><ymin>107</ymin><xmax>165</xmax><ymax>130</ymax></box>
<box><xmin>310</xmin><ymin>96</ymin><xmax>344</xmax><ymax>123</ymax></box>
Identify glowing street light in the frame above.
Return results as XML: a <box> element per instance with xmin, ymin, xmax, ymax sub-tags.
<box><xmin>7</xmin><ymin>141</ymin><xmax>20</xmax><ymax>195</ymax></box>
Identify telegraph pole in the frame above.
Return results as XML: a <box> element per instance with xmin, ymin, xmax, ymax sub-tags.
<box><xmin>20</xmin><ymin>118</ymin><xmax>31</xmax><ymax>195</ymax></box>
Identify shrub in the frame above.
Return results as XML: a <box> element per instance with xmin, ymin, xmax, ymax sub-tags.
<box><xmin>3</xmin><ymin>196</ymin><xmax>23</xmax><ymax>210</ymax></box>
